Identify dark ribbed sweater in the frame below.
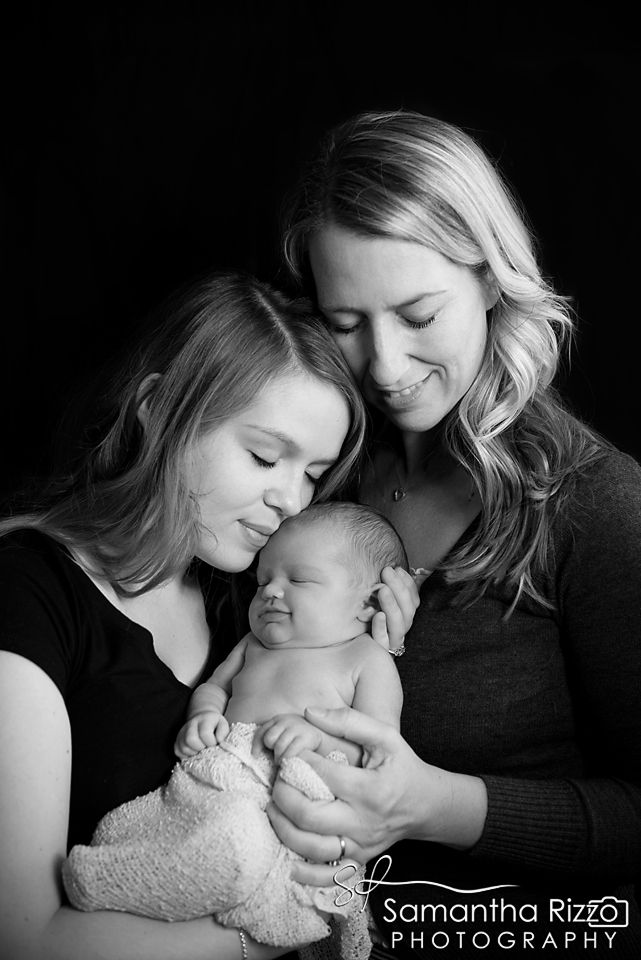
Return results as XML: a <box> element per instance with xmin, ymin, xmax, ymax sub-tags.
<box><xmin>370</xmin><ymin>448</ymin><xmax>641</xmax><ymax>956</ymax></box>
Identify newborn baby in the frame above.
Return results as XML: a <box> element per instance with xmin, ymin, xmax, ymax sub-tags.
<box><xmin>63</xmin><ymin>502</ymin><xmax>407</xmax><ymax>958</ymax></box>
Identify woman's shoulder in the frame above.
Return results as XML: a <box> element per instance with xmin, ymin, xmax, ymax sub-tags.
<box><xmin>555</xmin><ymin>443</ymin><xmax>641</xmax><ymax>557</ymax></box>
<box><xmin>0</xmin><ymin>527</ymin><xmax>98</xmax><ymax>631</ymax></box>
<box><xmin>571</xmin><ymin>444</ymin><xmax>641</xmax><ymax>511</ymax></box>
<box><xmin>0</xmin><ymin>527</ymin><xmax>74</xmax><ymax>581</ymax></box>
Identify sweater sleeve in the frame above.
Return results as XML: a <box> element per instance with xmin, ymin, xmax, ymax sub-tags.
<box><xmin>470</xmin><ymin>451</ymin><xmax>641</xmax><ymax>882</ymax></box>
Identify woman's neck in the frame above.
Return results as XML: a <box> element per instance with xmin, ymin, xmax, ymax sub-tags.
<box><xmin>377</xmin><ymin>421</ymin><xmax>447</xmax><ymax>479</ymax></box>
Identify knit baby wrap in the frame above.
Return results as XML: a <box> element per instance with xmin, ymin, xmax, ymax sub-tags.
<box><xmin>62</xmin><ymin>723</ymin><xmax>370</xmax><ymax>959</ymax></box>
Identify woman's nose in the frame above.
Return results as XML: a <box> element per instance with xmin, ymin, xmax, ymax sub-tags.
<box><xmin>264</xmin><ymin>475</ymin><xmax>308</xmax><ymax>519</ymax></box>
<box><xmin>367</xmin><ymin>317</ymin><xmax>409</xmax><ymax>387</ymax></box>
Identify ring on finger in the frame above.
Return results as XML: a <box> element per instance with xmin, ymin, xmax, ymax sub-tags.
<box><xmin>327</xmin><ymin>835</ymin><xmax>347</xmax><ymax>867</ymax></box>
<box><xmin>389</xmin><ymin>636</ymin><xmax>406</xmax><ymax>657</ymax></box>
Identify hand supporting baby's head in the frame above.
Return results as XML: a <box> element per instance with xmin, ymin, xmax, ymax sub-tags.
<box><xmin>248</xmin><ymin>502</ymin><xmax>408</xmax><ymax>649</ymax></box>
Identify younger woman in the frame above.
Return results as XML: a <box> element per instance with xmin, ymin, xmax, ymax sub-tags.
<box><xmin>0</xmin><ymin>272</ymin><xmax>381</xmax><ymax>960</ymax></box>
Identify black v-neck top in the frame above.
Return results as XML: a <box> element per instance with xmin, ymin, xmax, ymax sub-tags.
<box><xmin>0</xmin><ymin>530</ymin><xmax>236</xmax><ymax>848</ymax></box>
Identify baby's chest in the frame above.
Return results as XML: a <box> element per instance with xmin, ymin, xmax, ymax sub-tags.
<box><xmin>246</xmin><ymin>647</ymin><xmax>357</xmax><ymax>706</ymax></box>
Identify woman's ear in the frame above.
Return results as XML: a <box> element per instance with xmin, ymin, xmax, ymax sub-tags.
<box><xmin>482</xmin><ymin>270</ymin><xmax>500</xmax><ymax>312</ymax></box>
<box><xmin>135</xmin><ymin>373</ymin><xmax>161</xmax><ymax>429</ymax></box>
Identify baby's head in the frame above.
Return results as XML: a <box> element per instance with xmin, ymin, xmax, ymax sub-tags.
<box><xmin>248</xmin><ymin>502</ymin><xmax>408</xmax><ymax>649</ymax></box>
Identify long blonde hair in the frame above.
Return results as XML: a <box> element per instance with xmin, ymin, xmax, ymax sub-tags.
<box><xmin>1</xmin><ymin>272</ymin><xmax>366</xmax><ymax>594</ymax></box>
<box><xmin>282</xmin><ymin>110</ymin><xmax>604</xmax><ymax>608</ymax></box>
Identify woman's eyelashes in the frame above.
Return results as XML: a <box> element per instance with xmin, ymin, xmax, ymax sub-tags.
<box><xmin>250</xmin><ymin>452</ymin><xmax>323</xmax><ymax>487</ymax></box>
<box><xmin>328</xmin><ymin>320</ymin><xmax>362</xmax><ymax>336</ymax></box>
<box><xmin>326</xmin><ymin>313</ymin><xmax>437</xmax><ymax>335</ymax></box>
<box><xmin>402</xmin><ymin>313</ymin><xmax>436</xmax><ymax>329</ymax></box>
<box><xmin>250</xmin><ymin>452</ymin><xmax>276</xmax><ymax>469</ymax></box>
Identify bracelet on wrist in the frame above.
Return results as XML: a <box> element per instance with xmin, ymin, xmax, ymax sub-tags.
<box><xmin>238</xmin><ymin>928</ymin><xmax>249</xmax><ymax>960</ymax></box>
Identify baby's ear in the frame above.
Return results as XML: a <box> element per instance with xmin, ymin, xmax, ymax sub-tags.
<box><xmin>356</xmin><ymin>585</ymin><xmax>382</xmax><ymax>624</ymax></box>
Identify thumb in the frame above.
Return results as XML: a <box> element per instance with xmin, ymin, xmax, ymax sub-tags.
<box><xmin>370</xmin><ymin>610</ymin><xmax>391</xmax><ymax>650</ymax></box>
<box><xmin>304</xmin><ymin>705</ymin><xmax>398</xmax><ymax>753</ymax></box>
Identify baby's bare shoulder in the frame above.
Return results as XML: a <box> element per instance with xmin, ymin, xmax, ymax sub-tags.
<box><xmin>343</xmin><ymin>633</ymin><xmax>391</xmax><ymax>664</ymax></box>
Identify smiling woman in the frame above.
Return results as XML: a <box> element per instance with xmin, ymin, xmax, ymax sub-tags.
<box><xmin>309</xmin><ymin>226</ymin><xmax>494</xmax><ymax>436</ymax></box>
<box><xmin>0</xmin><ymin>271</ymin><xmax>369</xmax><ymax>960</ymax></box>
<box><xmin>185</xmin><ymin>374</ymin><xmax>350</xmax><ymax>571</ymax></box>
<box><xmin>273</xmin><ymin>109</ymin><xmax>641</xmax><ymax>958</ymax></box>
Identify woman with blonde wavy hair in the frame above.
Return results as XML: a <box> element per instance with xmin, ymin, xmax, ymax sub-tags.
<box><xmin>268</xmin><ymin>111</ymin><xmax>641</xmax><ymax>956</ymax></box>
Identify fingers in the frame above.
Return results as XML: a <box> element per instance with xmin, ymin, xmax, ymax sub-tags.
<box><xmin>270</xmin><ymin>776</ymin><xmax>341</xmax><ymax>836</ymax></box>
<box><xmin>267</xmin><ymin>796</ymin><xmax>362</xmax><ymax>864</ymax></box>
<box><xmin>215</xmin><ymin>716</ymin><xmax>230</xmax><ymax>742</ymax></box>
<box><xmin>256</xmin><ymin>715</ymin><xmax>322</xmax><ymax>761</ymax></box>
<box><xmin>377</xmin><ymin>565</ymin><xmax>420</xmax><ymax>648</ymax></box>
<box><xmin>291</xmin><ymin>859</ymin><xmax>345</xmax><ymax>887</ymax></box>
<box><xmin>385</xmin><ymin>565</ymin><xmax>420</xmax><ymax>613</ymax></box>
<box><xmin>370</xmin><ymin>610</ymin><xmax>391</xmax><ymax>649</ymax></box>
<box><xmin>304</xmin><ymin>705</ymin><xmax>400</xmax><ymax>755</ymax></box>
<box><xmin>261</xmin><ymin>718</ymin><xmax>293</xmax><ymax>755</ymax></box>
<box><xmin>268</xmin><ymin>729</ymin><xmax>299</xmax><ymax>763</ymax></box>
<box><xmin>174</xmin><ymin>715</ymin><xmax>227</xmax><ymax>758</ymax></box>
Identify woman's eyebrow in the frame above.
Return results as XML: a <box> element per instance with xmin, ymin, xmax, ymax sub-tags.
<box><xmin>320</xmin><ymin>290</ymin><xmax>448</xmax><ymax>314</ymax></box>
<box><xmin>247</xmin><ymin>426</ymin><xmax>293</xmax><ymax>445</ymax></box>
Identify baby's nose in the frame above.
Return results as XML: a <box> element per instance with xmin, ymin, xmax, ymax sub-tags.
<box><xmin>262</xmin><ymin>580</ymin><xmax>285</xmax><ymax>600</ymax></box>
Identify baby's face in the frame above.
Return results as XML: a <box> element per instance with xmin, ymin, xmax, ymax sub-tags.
<box><xmin>248</xmin><ymin>521</ymin><xmax>373</xmax><ymax>649</ymax></box>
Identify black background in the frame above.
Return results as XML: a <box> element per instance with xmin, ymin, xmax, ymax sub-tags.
<box><xmin>3</xmin><ymin>2</ymin><xmax>640</xmax><ymax>502</ymax></box>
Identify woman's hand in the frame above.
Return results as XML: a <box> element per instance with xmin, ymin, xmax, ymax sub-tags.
<box><xmin>267</xmin><ymin>706</ymin><xmax>488</xmax><ymax>886</ymax></box>
<box><xmin>371</xmin><ymin>566</ymin><xmax>419</xmax><ymax>652</ymax></box>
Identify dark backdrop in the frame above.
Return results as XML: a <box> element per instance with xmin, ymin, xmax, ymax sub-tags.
<box><xmin>3</xmin><ymin>2</ymin><xmax>639</xmax><ymax>501</ymax></box>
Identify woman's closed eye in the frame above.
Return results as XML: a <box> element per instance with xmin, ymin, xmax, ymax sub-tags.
<box><xmin>326</xmin><ymin>313</ymin><xmax>437</xmax><ymax>335</ymax></box>
<box><xmin>400</xmin><ymin>313</ymin><xmax>436</xmax><ymax>329</ymax></box>
<box><xmin>305</xmin><ymin>470</ymin><xmax>325</xmax><ymax>486</ymax></box>
<box><xmin>251</xmin><ymin>455</ymin><xmax>324</xmax><ymax>486</ymax></box>
<box><xmin>251</xmin><ymin>452</ymin><xmax>276</xmax><ymax>468</ymax></box>
<box><xmin>327</xmin><ymin>320</ymin><xmax>362</xmax><ymax>336</ymax></box>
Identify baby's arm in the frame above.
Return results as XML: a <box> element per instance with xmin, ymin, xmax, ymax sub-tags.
<box><xmin>351</xmin><ymin>642</ymin><xmax>403</xmax><ymax>731</ymax></box>
<box><xmin>174</xmin><ymin>636</ymin><xmax>249</xmax><ymax>758</ymax></box>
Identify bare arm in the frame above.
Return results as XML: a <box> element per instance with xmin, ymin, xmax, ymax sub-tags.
<box><xmin>175</xmin><ymin>636</ymin><xmax>250</xmax><ymax>756</ymax></box>
<box><xmin>187</xmin><ymin>635</ymin><xmax>250</xmax><ymax>719</ymax></box>
<box><xmin>351</xmin><ymin>641</ymin><xmax>403</xmax><ymax>732</ymax></box>
<box><xmin>309</xmin><ymin>643</ymin><xmax>403</xmax><ymax>762</ymax></box>
<box><xmin>0</xmin><ymin>651</ymin><xmax>285</xmax><ymax>960</ymax></box>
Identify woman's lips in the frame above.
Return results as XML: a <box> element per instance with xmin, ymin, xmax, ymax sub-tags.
<box><xmin>372</xmin><ymin>372</ymin><xmax>433</xmax><ymax>409</ymax></box>
<box><xmin>238</xmin><ymin>521</ymin><xmax>277</xmax><ymax>547</ymax></box>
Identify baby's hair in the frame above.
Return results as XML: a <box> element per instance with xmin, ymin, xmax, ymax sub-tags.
<box><xmin>288</xmin><ymin>501</ymin><xmax>409</xmax><ymax>582</ymax></box>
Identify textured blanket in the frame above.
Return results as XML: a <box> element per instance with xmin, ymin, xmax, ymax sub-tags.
<box><xmin>62</xmin><ymin>723</ymin><xmax>370</xmax><ymax>959</ymax></box>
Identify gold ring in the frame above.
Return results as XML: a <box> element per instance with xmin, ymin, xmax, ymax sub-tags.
<box><xmin>327</xmin><ymin>835</ymin><xmax>347</xmax><ymax>866</ymax></box>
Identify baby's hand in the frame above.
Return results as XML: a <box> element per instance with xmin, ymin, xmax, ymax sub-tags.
<box><xmin>174</xmin><ymin>711</ymin><xmax>230</xmax><ymax>759</ymax></box>
<box><xmin>257</xmin><ymin>714</ymin><xmax>323</xmax><ymax>763</ymax></box>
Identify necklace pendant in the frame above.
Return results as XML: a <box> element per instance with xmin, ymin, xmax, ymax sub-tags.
<box><xmin>392</xmin><ymin>487</ymin><xmax>407</xmax><ymax>502</ymax></box>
